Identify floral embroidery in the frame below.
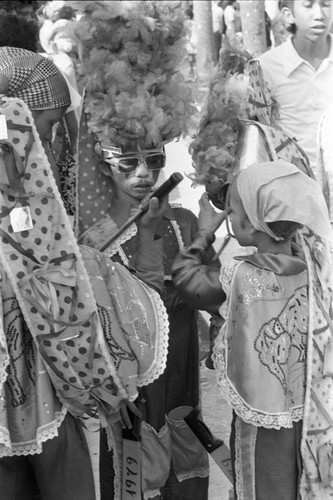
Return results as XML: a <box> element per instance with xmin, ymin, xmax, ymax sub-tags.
<box><xmin>238</xmin><ymin>267</ymin><xmax>280</xmax><ymax>306</ymax></box>
<box><xmin>255</xmin><ymin>286</ymin><xmax>308</xmax><ymax>395</ymax></box>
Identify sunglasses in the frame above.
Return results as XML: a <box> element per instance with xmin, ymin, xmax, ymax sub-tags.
<box><xmin>102</xmin><ymin>147</ymin><xmax>166</xmax><ymax>173</ymax></box>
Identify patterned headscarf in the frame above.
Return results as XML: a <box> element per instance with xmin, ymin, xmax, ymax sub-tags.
<box><xmin>237</xmin><ymin>160</ymin><xmax>333</xmax><ymax>242</ymax></box>
<box><xmin>0</xmin><ymin>46</ymin><xmax>71</xmax><ymax>111</ymax></box>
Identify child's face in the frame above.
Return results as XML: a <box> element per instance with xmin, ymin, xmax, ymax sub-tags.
<box><xmin>106</xmin><ymin>148</ymin><xmax>164</xmax><ymax>202</ymax></box>
<box><xmin>228</xmin><ymin>182</ymin><xmax>254</xmax><ymax>246</ymax></box>
<box><xmin>284</xmin><ymin>0</ymin><xmax>333</xmax><ymax>40</ymax></box>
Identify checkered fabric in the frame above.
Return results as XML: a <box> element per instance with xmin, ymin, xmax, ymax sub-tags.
<box><xmin>0</xmin><ymin>46</ymin><xmax>71</xmax><ymax>110</ymax></box>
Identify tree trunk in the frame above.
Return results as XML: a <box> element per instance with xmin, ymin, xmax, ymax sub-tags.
<box><xmin>239</xmin><ymin>0</ymin><xmax>267</xmax><ymax>57</ymax></box>
<box><xmin>192</xmin><ymin>0</ymin><xmax>214</xmax><ymax>81</ymax></box>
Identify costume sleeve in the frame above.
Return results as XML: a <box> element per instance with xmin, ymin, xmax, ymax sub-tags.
<box><xmin>172</xmin><ymin>228</ymin><xmax>226</xmax><ymax>315</ymax></box>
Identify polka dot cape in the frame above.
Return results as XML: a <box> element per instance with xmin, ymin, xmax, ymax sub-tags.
<box><xmin>0</xmin><ymin>97</ymin><xmax>122</xmax><ymax>416</ymax></box>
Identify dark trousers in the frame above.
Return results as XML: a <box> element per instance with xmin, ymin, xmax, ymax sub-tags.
<box><xmin>0</xmin><ymin>413</ymin><xmax>96</xmax><ymax>500</ymax></box>
<box><xmin>230</xmin><ymin>412</ymin><xmax>302</xmax><ymax>500</ymax></box>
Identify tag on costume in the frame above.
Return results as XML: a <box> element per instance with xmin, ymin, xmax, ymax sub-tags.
<box><xmin>122</xmin><ymin>412</ymin><xmax>142</xmax><ymax>500</ymax></box>
<box><xmin>0</xmin><ymin>115</ymin><xmax>8</xmax><ymax>140</ymax></box>
<box><xmin>10</xmin><ymin>206</ymin><xmax>33</xmax><ymax>232</ymax></box>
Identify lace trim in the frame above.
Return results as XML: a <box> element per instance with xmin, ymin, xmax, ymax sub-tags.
<box><xmin>170</xmin><ymin>218</ymin><xmax>184</xmax><ymax>250</ymax></box>
<box><xmin>106</xmin><ymin>217</ymin><xmax>185</xmax><ymax>283</ymax></box>
<box><xmin>0</xmin><ymin>407</ymin><xmax>67</xmax><ymax>457</ymax></box>
<box><xmin>234</xmin><ymin>419</ymin><xmax>257</xmax><ymax>500</ymax></box>
<box><xmin>214</xmin><ymin>341</ymin><xmax>304</xmax><ymax>429</ymax></box>
<box><xmin>164</xmin><ymin>218</ymin><xmax>184</xmax><ymax>280</ymax></box>
<box><xmin>137</xmin><ymin>286</ymin><xmax>169</xmax><ymax>387</ymax></box>
<box><xmin>219</xmin><ymin>259</ymin><xmax>240</xmax><ymax>319</ymax></box>
<box><xmin>143</xmin><ymin>488</ymin><xmax>161</xmax><ymax>500</ymax></box>
<box><xmin>0</xmin><ymin>327</ymin><xmax>9</xmax><ymax>390</ymax></box>
<box><xmin>216</xmin><ymin>257</ymin><xmax>304</xmax><ymax>428</ymax></box>
<box><xmin>234</xmin><ymin>418</ymin><xmax>243</xmax><ymax>500</ymax></box>
<box><xmin>105</xmin><ymin>224</ymin><xmax>138</xmax><ymax>263</ymax></box>
<box><xmin>250</xmin><ymin>426</ymin><xmax>257</xmax><ymax>498</ymax></box>
<box><xmin>176</xmin><ymin>467</ymin><xmax>210</xmax><ymax>482</ymax></box>
<box><xmin>141</xmin><ymin>419</ymin><xmax>169</xmax><ymax>435</ymax></box>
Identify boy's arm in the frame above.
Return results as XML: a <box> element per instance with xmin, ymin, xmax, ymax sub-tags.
<box><xmin>172</xmin><ymin>228</ymin><xmax>226</xmax><ymax>315</ymax></box>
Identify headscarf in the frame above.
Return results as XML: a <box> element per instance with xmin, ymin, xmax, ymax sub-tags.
<box><xmin>0</xmin><ymin>46</ymin><xmax>70</xmax><ymax>111</ymax></box>
<box><xmin>237</xmin><ymin>159</ymin><xmax>333</xmax><ymax>242</ymax></box>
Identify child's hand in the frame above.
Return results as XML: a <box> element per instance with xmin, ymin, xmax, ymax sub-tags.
<box><xmin>119</xmin><ymin>399</ymin><xmax>142</xmax><ymax>429</ymax></box>
<box><xmin>198</xmin><ymin>193</ymin><xmax>229</xmax><ymax>233</ymax></box>
<box><xmin>139</xmin><ymin>195</ymin><xmax>168</xmax><ymax>232</ymax></box>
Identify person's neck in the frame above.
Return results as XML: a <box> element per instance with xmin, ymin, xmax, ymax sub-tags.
<box><xmin>109</xmin><ymin>190</ymin><xmax>141</xmax><ymax>228</ymax></box>
<box><xmin>255</xmin><ymin>232</ymin><xmax>293</xmax><ymax>256</ymax></box>
<box><xmin>292</xmin><ymin>33</ymin><xmax>331</xmax><ymax>69</ymax></box>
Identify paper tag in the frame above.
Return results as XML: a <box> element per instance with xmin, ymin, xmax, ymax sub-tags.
<box><xmin>0</xmin><ymin>115</ymin><xmax>8</xmax><ymax>140</ymax></box>
<box><xmin>122</xmin><ymin>439</ymin><xmax>141</xmax><ymax>500</ymax></box>
<box><xmin>10</xmin><ymin>206</ymin><xmax>33</xmax><ymax>233</ymax></box>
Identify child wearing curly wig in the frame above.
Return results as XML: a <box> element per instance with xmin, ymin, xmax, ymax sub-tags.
<box><xmin>172</xmin><ymin>160</ymin><xmax>333</xmax><ymax>500</ymax></box>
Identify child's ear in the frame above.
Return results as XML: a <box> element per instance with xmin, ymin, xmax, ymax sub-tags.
<box><xmin>282</xmin><ymin>7</ymin><xmax>295</xmax><ymax>29</ymax></box>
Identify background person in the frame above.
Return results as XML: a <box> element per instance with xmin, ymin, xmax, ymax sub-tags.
<box><xmin>256</xmin><ymin>0</ymin><xmax>333</xmax><ymax>179</ymax></box>
<box><xmin>212</xmin><ymin>0</ymin><xmax>224</xmax><ymax>64</ymax></box>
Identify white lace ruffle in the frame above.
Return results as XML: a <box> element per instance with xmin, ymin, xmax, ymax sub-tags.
<box><xmin>137</xmin><ymin>286</ymin><xmax>169</xmax><ymax>387</ymax></box>
<box><xmin>176</xmin><ymin>467</ymin><xmax>210</xmax><ymax>482</ymax></box>
<box><xmin>234</xmin><ymin>418</ymin><xmax>257</xmax><ymax>500</ymax></box>
<box><xmin>0</xmin><ymin>407</ymin><xmax>67</xmax><ymax>457</ymax></box>
<box><xmin>218</xmin><ymin>259</ymin><xmax>240</xmax><ymax>319</ymax></box>
<box><xmin>143</xmin><ymin>488</ymin><xmax>161</xmax><ymax>500</ymax></box>
<box><xmin>0</xmin><ymin>328</ymin><xmax>9</xmax><ymax>391</ymax></box>
<box><xmin>105</xmin><ymin>224</ymin><xmax>138</xmax><ymax>263</ymax></box>
<box><xmin>164</xmin><ymin>218</ymin><xmax>185</xmax><ymax>280</ymax></box>
<box><xmin>214</xmin><ymin>338</ymin><xmax>304</xmax><ymax>429</ymax></box>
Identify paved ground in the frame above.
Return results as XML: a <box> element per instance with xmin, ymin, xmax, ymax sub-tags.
<box><xmin>201</xmin><ymin>366</ymin><xmax>234</xmax><ymax>500</ymax></box>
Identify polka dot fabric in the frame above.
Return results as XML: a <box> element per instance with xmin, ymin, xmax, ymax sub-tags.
<box><xmin>77</xmin><ymin>115</ymin><xmax>113</xmax><ymax>235</ymax></box>
<box><xmin>0</xmin><ymin>97</ymin><xmax>122</xmax><ymax>416</ymax></box>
